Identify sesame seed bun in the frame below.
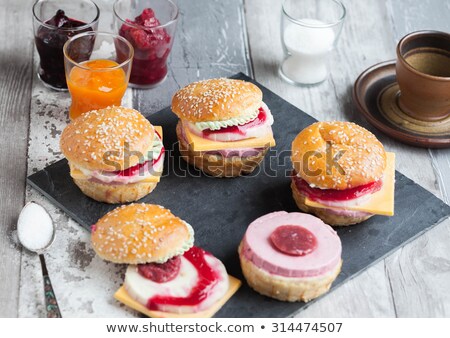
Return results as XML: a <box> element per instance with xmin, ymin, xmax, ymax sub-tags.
<box><xmin>92</xmin><ymin>204</ymin><xmax>194</xmax><ymax>264</ymax></box>
<box><xmin>291</xmin><ymin>122</ymin><xmax>386</xmax><ymax>190</ymax></box>
<box><xmin>73</xmin><ymin>178</ymin><xmax>158</xmax><ymax>204</ymax></box>
<box><xmin>60</xmin><ymin>106</ymin><xmax>155</xmax><ymax>172</ymax></box>
<box><xmin>171</xmin><ymin>78</ymin><xmax>263</xmax><ymax>122</ymax></box>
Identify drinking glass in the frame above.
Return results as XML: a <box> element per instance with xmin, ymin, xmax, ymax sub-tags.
<box><xmin>32</xmin><ymin>0</ymin><xmax>100</xmax><ymax>91</ymax></box>
<box><xmin>63</xmin><ymin>32</ymin><xmax>134</xmax><ymax>120</ymax></box>
<box><xmin>279</xmin><ymin>0</ymin><xmax>346</xmax><ymax>85</ymax></box>
<box><xmin>113</xmin><ymin>0</ymin><xmax>179</xmax><ymax>88</ymax></box>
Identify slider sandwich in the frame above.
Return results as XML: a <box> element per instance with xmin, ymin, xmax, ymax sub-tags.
<box><xmin>172</xmin><ymin>78</ymin><xmax>276</xmax><ymax>177</ymax></box>
<box><xmin>60</xmin><ymin>106</ymin><xmax>164</xmax><ymax>203</ymax></box>
<box><xmin>92</xmin><ymin>203</ymin><xmax>241</xmax><ymax>317</ymax></box>
<box><xmin>291</xmin><ymin>121</ymin><xmax>395</xmax><ymax>226</ymax></box>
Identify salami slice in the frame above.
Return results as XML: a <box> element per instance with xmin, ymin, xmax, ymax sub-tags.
<box><xmin>137</xmin><ymin>256</ymin><xmax>181</xmax><ymax>283</ymax></box>
<box><xmin>270</xmin><ymin>225</ymin><xmax>317</xmax><ymax>256</ymax></box>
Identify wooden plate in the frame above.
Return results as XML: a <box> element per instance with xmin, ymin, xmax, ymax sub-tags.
<box><xmin>353</xmin><ymin>60</ymin><xmax>450</xmax><ymax>148</ymax></box>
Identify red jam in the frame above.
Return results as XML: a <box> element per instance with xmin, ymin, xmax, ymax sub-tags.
<box><xmin>138</xmin><ymin>256</ymin><xmax>181</xmax><ymax>283</ymax></box>
<box><xmin>119</xmin><ymin>8</ymin><xmax>172</xmax><ymax>86</ymax></box>
<box><xmin>292</xmin><ymin>172</ymin><xmax>382</xmax><ymax>202</ymax></box>
<box><xmin>35</xmin><ymin>10</ymin><xmax>93</xmax><ymax>89</ymax></box>
<box><xmin>270</xmin><ymin>225</ymin><xmax>317</xmax><ymax>256</ymax></box>
<box><xmin>91</xmin><ymin>224</ymin><xmax>97</xmax><ymax>232</ymax></box>
<box><xmin>117</xmin><ymin>161</ymin><xmax>149</xmax><ymax>177</ymax></box>
<box><xmin>113</xmin><ymin>132</ymin><xmax>164</xmax><ymax>177</ymax></box>
<box><xmin>147</xmin><ymin>246</ymin><xmax>220</xmax><ymax>309</ymax></box>
<box><xmin>202</xmin><ymin>107</ymin><xmax>267</xmax><ymax>137</ymax></box>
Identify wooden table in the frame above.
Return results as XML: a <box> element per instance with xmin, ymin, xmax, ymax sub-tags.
<box><xmin>1</xmin><ymin>0</ymin><xmax>449</xmax><ymax>317</ymax></box>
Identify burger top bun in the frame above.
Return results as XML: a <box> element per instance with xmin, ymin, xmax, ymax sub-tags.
<box><xmin>291</xmin><ymin>121</ymin><xmax>386</xmax><ymax>190</ymax></box>
<box><xmin>60</xmin><ymin>106</ymin><xmax>155</xmax><ymax>172</ymax></box>
<box><xmin>91</xmin><ymin>204</ymin><xmax>194</xmax><ymax>264</ymax></box>
<box><xmin>172</xmin><ymin>78</ymin><xmax>263</xmax><ymax>122</ymax></box>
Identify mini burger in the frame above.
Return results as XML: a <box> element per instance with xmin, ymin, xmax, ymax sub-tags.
<box><xmin>291</xmin><ymin>121</ymin><xmax>395</xmax><ymax>226</ymax></box>
<box><xmin>239</xmin><ymin>211</ymin><xmax>342</xmax><ymax>302</ymax></box>
<box><xmin>91</xmin><ymin>203</ymin><xmax>241</xmax><ymax>317</ymax></box>
<box><xmin>60</xmin><ymin>106</ymin><xmax>165</xmax><ymax>204</ymax></box>
<box><xmin>172</xmin><ymin>78</ymin><xmax>276</xmax><ymax>177</ymax></box>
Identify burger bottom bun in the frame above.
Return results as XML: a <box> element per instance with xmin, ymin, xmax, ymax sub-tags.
<box><xmin>239</xmin><ymin>243</ymin><xmax>342</xmax><ymax>302</ymax></box>
<box><xmin>177</xmin><ymin>122</ymin><xmax>268</xmax><ymax>178</ymax></box>
<box><xmin>291</xmin><ymin>181</ymin><xmax>373</xmax><ymax>226</ymax></box>
<box><xmin>74</xmin><ymin>178</ymin><xmax>158</xmax><ymax>204</ymax></box>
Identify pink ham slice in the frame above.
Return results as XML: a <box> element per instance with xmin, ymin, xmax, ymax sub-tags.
<box><xmin>241</xmin><ymin>211</ymin><xmax>341</xmax><ymax>278</ymax></box>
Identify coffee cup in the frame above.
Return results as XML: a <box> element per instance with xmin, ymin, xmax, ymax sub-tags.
<box><xmin>396</xmin><ymin>30</ymin><xmax>450</xmax><ymax>121</ymax></box>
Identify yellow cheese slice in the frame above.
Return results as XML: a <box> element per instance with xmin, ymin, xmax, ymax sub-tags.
<box><xmin>69</xmin><ymin>126</ymin><xmax>163</xmax><ymax>183</ymax></box>
<box><xmin>114</xmin><ymin>275</ymin><xmax>241</xmax><ymax>318</ymax></box>
<box><xmin>154</xmin><ymin>126</ymin><xmax>163</xmax><ymax>137</ymax></box>
<box><xmin>305</xmin><ymin>152</ymin><xmax>396</xmax><ymax>216</ymax></box>
<box><xmin>69</xmin><ymin>167</ymin><xmax>161</xmax><ymax>183</ymax></box>
<box><xmin>183</xmin><ymin>124</ymin><xmax>276</xmax><ymax>152</ymax></box>
<box><xmin>69</xmin><ymin>167</ymin><xmax>89</xmax><ymax>180</ymax></box>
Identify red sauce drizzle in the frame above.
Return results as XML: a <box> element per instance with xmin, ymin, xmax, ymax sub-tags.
<box><xmin>113</xmin><ymin>131</ymin><xmax>165</xmax><ymax>177</ymax></box>
<box><xmin>292</xmin><ymin>172</ymin><xmax>382</xmax><ymax>201</ymax></box>
<box><xmin>202</xmin><ymin>107</ymin><xmax>267</xmax><ymax>136</ymax></box>
<box><xmin>146</xmin><ymin>246</ymin><xmax>220</xmax><ymax>310</ymax></box>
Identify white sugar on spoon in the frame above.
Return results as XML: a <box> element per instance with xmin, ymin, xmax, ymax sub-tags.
<box><xmin>17</xmin><ymin>202</ymin><xmax>61</xmax><ymax>318</ymax></box>
<box><xmin>18</xmin><ymin>202</ymin><xmax>54</xmax><ymax>251</ymax></box>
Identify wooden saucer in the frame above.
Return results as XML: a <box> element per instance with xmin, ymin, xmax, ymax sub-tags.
<box><xmin>353</xmin><ymin>60</ymin><xmax>450</xmax><ymax>148</ymax></box>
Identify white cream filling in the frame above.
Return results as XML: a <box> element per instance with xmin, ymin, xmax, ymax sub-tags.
<box><xmin>124</xmin><ymin>254</ymin><xmax>229</xmax><ymax>314</ymax></box>
<box><xmin>312</xmin><ymin>193</ymin><xmax>375</xmax><ymax>208</ymax></box>
<box><xmin>189</xmin><ymin>102</ymin><xmax>273</xmax><ymax>132</ymax></box>
<box><xmin>194</xmin><ymin>109</ymin><xmax>259</xmax><ymax>131</ymax></box>
<box><xmin>74</xmin><ymin>133</ymin><xmax>164</xmax><ymax>184</ymax></box>
<box><xmin>186</xmin><ymin>102</ymin><xmax>274</xmax><ymax>142</ymax></box>
<box><xmin>307</xmin><ymin>179</ymin><xmax>384</xmax><ymax>209</ymax></box>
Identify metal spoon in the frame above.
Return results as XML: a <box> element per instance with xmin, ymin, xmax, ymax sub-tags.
<box><xmin>17</xmin><ymin>202</ymin><xmax>62</xmax><ymax>318</ymax></box>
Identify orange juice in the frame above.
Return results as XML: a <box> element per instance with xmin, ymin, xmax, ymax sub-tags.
<box><xmin>67</xmin><ymin>59</ymin><xmax>128</xmax><ymax>119</ymax></box>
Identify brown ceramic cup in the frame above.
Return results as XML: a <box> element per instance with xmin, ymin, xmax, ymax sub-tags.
<box><xmin>396</xmin><ymin>30</ymin><xmax>450</xmax><ymax>121</ymax></box>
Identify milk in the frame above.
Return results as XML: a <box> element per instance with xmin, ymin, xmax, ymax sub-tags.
<box><xmin>281</xmin><ymin>19</ymin><xmax>336</xmax><ymax>84</ymax></box>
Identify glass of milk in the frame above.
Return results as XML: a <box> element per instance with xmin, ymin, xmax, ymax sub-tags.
<box><xmin>279</xmin><ymin>0</ymin><xmax>346</xmax><ymax>85</ymax></box>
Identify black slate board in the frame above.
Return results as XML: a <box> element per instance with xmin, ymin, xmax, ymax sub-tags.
<box><xmin>28</xmin><ymin>73</ymin><xmax>450</xmax><ymax>318</ymax></box>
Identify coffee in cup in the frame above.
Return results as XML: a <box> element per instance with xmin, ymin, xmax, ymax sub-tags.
<box><xmin>396</xmin><ymin>30</ymin><xmax>450</xmax><ymax>121</ymax></box>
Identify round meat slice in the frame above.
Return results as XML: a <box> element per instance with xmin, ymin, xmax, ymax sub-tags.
<box><xmin>137</xmin><ymin>256</ymin><xmax>182</xmax><ymax>283</ymax></box>
<box><xmin>270</xmin><ymin>225</ymin><xmax>317</xmax><ymax>256</ymax></box>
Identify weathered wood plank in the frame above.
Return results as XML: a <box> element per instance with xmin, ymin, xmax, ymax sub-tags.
<box><xmin>18</xmin><ymin>0</ymin><xmax>134</xmax><ymax>318</ymax></box>
<box><xmin>387</xmin><ymin>0</ymin><xmax>450</xmax><ymax>203</ymax></box>
<box><xmin>245</xmin><ymin>0</ymin><xmax>450</xmax><ymax>317</ymax></box>
<box><xmin>19</xmin><ymin>0</ymin><xmax>250</xmax><ymax>317</ymax></box>
<box><xmin>245</xmin><ymin>0</ymin><xmax>399</xmax><ymax>317</ymax></box>
<box><xmin>12</xmin><ymin>0</ymin><xmax>450</xmax><ymax>318</ymax></box>
<box><xmin>383</xmin><ymin>0</ymin><xmax>450</xmax><ymax>317</ymax></box>
<box><xmin>134</xmin><ymin>0</ymin><xmax>251</xmax><ymax>114</ymax></box>
<box><xmin>0</xmin><ymin>0</ymin><xmax>34</xmax><ymax>317</ymax></box>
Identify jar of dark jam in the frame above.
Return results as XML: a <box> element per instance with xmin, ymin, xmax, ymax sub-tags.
<box><xmin>32</xmin><ymin>0</ymin><xmax>100</xmax><ymax>91</ymax></box>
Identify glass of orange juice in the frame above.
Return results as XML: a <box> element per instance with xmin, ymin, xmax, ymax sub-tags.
<box><xmin>63</xmin><ymin>31</ymin><xmax>134</xmax><ymax>119</ymax></box>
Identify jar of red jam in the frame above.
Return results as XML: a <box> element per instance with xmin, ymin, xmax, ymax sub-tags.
<box><xmin>113</xmin><ymin>0</ymin><xmax>178</xmax><ymax>89</ymax></box>
<box><xmin>32</xmin><ymin>0</ymin><xmax>99</xmax><ymax>91</ymax></box>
